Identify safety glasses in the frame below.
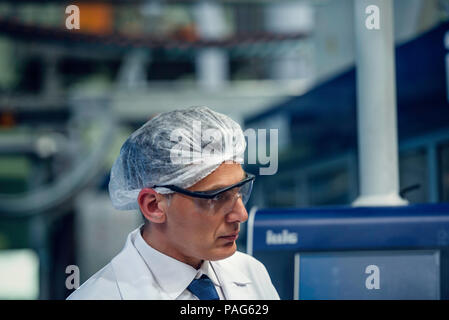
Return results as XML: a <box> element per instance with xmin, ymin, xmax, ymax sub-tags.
<box><xmin>152</xmin><ymin>172</ymin><xmax>255</xmax><ymax>213</ymax></box>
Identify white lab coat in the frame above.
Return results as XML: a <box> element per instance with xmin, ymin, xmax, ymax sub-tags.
<box><xmin>67</xmin><ymin>227</ymin><xmax>280</xmax><ymax>300</ymax></box>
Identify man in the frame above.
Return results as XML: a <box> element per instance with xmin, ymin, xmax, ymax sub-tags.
<box><xmin>67</xmin><ymin>106</ymin><xmax>279</xmax><ymax>300</ymax></box>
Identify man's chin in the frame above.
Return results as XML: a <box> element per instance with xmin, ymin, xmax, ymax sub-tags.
<box><xmin>209</xmin><ymin>243</ymin><xmax>237</xmax><ymax>261</ymax></box>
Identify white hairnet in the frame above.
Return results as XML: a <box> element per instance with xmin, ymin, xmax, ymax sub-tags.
<box><xmin>109</xmin><ymin>106</ymin><xmax>246</xmax><ymax>210</ymax></box>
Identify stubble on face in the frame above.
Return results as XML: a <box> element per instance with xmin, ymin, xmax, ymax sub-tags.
<box><xmin>145</xmin><ymin>162</ymin><xmax>247</xmax><ymax>268</ymax></box>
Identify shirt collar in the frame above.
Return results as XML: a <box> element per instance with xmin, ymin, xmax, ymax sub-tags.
<box><xmin>133</xmin><ymin>224</ymin><xmax>220</xmax><ymax>299</ymax></box>
<box><xmin>195</xmin><ymin>257</ymin><xmax>221</xmax><ymax>287</ymax></box>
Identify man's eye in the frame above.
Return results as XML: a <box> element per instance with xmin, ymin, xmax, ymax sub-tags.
<box><xmin>214</xmin><ymin>190</ymin><xmax>236</xmax><ymax>202</ymax></box>
<box><xmin>196</xmin><ymin>198</ymin><xmax>212</xmax><ymax>208</ymax></box>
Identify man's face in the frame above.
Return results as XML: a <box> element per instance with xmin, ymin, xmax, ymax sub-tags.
<box><xmin>161</xmin><ymin>162</ymin><xmax>249</xmax><ymax>266</ymax></box>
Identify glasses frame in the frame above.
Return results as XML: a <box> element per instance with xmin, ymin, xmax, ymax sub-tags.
<box><xmin>152</xmin><ymin>172</ymin><xmax>255</xmax><ymax>200</ymax></box>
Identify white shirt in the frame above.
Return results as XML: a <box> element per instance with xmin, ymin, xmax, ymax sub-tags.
<box><xmin>132</xmin><ymin>224</ymin><xmax>226</xmax><ymax>300</ymax></box>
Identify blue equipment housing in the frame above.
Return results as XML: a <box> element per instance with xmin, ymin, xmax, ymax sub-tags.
<box><xmin>247</xmin><ymin>204</ymin><xmax>449</xmax><ymax>299</ymax></box>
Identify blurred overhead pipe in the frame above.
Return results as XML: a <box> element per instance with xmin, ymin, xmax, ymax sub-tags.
<box><xmin>0</xmin><ymin>109</ymin><xmax>117</xmax><ymax>217</ymax></box>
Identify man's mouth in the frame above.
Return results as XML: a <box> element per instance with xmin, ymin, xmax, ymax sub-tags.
<box><xmin>219</xmin><ymin>232</ymin><xmax>239</xmax><ymax>241</ymax></box>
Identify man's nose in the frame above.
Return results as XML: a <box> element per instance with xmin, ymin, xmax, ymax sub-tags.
<box><xmin>226</xmin><ymin>197</ymin><xmax>248</xmax><ymax>223</ymax></box>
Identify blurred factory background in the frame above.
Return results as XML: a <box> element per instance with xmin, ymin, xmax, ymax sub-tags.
<box><xmin>0</xmin><ymin>0</ymin><xmax>448</xmax><ymax>299</ymax></box>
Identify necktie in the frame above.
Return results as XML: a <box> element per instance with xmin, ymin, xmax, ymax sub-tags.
<box><xmin>187</xmin><ymin>274</ymin><xmax>220</xmax><ymax>300</ymax></box>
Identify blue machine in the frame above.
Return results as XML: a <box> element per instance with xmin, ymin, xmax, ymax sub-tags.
<box><xmin>246</xmin><ymin>204</ymin><xmax>449</xmax><ymax>300</ymax></box>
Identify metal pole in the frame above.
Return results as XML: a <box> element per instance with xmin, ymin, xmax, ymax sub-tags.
<box><xmin>352</xmin><ymin>0</ymin><xmax>407</xmax><ymax>206</ymax></box>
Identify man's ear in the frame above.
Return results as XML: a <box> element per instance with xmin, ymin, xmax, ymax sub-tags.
<box><xmin>138</xmin><ymin>188</ymin><xmax>167</xmax><ymax>224</ymax></box>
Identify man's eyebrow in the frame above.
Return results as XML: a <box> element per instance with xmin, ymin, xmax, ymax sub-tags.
<box><xmin>205</xmin><ymin>172</ymin><xmax>246</xmax><ymax>190</ymax></box>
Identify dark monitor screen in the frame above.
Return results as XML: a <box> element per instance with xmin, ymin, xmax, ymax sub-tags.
<box><xmin>294</xmin><ymin>250</ymin><xmax>440</xmax><ymax>300</ymax></box>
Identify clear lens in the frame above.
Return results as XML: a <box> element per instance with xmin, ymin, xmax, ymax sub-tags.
<box><xmin>240</xmin><ymin>179</ymin><xmax>253</xmax><ymax>205</ymax></box>
<box><xmin>193</xmin><ymin>179</ymin><xmax>253</xmax><ymax>214</ymax></box>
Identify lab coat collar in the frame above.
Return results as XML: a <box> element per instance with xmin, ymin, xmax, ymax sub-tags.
<box><xmin>110</xmin><ymin>227</ymin><xmax>165</xmax><ymax>299</ymax></box>
<box><xmin>210</xmin><ymin>254</ymin><xmax>253</xmax><ymax>299</ymax></box>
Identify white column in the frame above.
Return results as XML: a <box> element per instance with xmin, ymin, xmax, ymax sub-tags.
<box><xmin>352</xmin><ymin>0</ymin><xmax>407</xmax><ymax>206</ymax></box>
